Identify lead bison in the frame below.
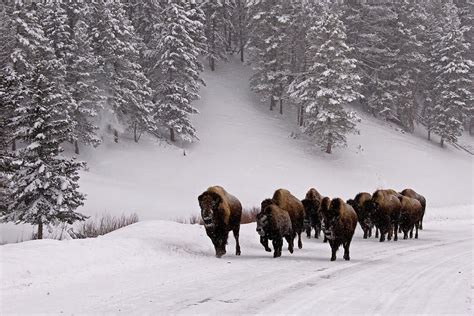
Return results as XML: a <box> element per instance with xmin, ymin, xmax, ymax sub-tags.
<box><xmin>301</xmin><ymin>188</ymin><xmax>323</xmax><ymax>239</ymax></box>
<box><xmin>347</xmin><ymin>192</ymin><xmax>373</xmax><ymax>239</ymax></box>
<box><xmin>260</xmin><ymin>189</ymin><xmax>305</xmax><ymax>252</ymax></box>
<box><xmin>399</xmin><ymin>196</ymin><xmax>423</xmax><ymax>239</ymax></box>
<box><xmin>198</xmin><ymin>186</ymin><xmax>242</xmax><ymax>258</ymax></box>
<box><xmin>366</xmin><ymin>189</ymin><xmax>401</xmax><ymax>242</ymax></box>
<box><xmin>400</xmin><ymin>188</ymin><xmax>426</xmax><ymax>230</ymax></box>
<box><xmin>256</xmin><ymin>204</ymin><xmax>294</xmax><ymax>258</ymax></box>
<box><xmin>321</xmin><ymin>198</ymin><xmax>358</xmax><ymax>261</ymax></box>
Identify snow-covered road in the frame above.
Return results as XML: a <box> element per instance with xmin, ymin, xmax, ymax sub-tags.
<box><xmin>1</xmin><ymin>205</ymin><xmax>472</xmax><ymax>314</ymax></box>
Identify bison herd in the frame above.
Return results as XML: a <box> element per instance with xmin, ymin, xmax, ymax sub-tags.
<box><xmin>198</xmin><ymin>186</ymin><xmax>426</xmax><ymax>260</ymax></box>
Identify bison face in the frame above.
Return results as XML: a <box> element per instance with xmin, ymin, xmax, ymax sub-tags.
<box><xmin>302</xmin><ymin>199</ymin><xmax>316</xmax><ymax>228</ymax></box>
<box><xmin>198</xmin><ymin>192</ymin><xmax>221</xmax><ymax>227</ymax></box>
<box><xmin>256</xmin><ymin>212</ymin><xmax>270</xmax><ymax>236</ymax></box>
<box><xmin>323</xmin><ymin>216</ymin><xmax>338</xmax><ymax>240</ymax></box>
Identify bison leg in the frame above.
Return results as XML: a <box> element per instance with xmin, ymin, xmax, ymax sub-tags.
<box><xmin>297</xmin><ymin>231</ymin><xmax>303</xmax><ymax>249</ymax></box>
<box><xmin>363</xmin><ymin>226</ymin><xmax>368</xmax><ymax>239</ymax></box>
<box><xmin>285</xmin><ymin>235</ymin><xmax>294</xmax><ymax>254</ymax></box>
<box><xmin>315</xmin><ymin>225</ymin><xmax>320</xmax><ymax>239</ymax></box>
<box><xmin>306</xmin><ymin>225</ymin><xmax>311</xmax><ymax>239</ymax></box>
<box><xmin>272</xmin><ymin>238</ymin><xmax>283</xmax><ymax>258</ymax></box>
<box><xmin>393</xmin><ymin>222</ymin><xmax>399</xmax><ymax>241</ymax></box>
<box><xmin>233</xmin><ymin>226</ymin><xmax>241</xmax><ymax>256</ymax></box>
<box><xmin>343</xmin><ymin>239</ymin><xmax>352</xmax><ymax>260</ymax></box>
<box><xmin>375</xmin><ymin>227</ymin><xmax>379</xmax><ymax>238</ymax></box>
<box><xmin>260</xmin><ymin>236</ymin><xmax>271</xmax><ymax>252</ymax></box>
<box><xmin>403</xmin><ymin>230</ymin><xmax>408</xmax><ymax>239</ymax></box>
<box><xmin>415</xmin><ymin>222</ymin><xmax>419</xmax><ymax>239</ymax></box>
<box><xmin>368</xmin><ymin>226</ymin><xmax>373</xmax><ymax>238</ymax></box>
<box><xmin>329</xmin><ymin>240</ymin><xmax>339</xmax><ymax>261</ymax></box>
<box><xmin>379</xmin><ymin>230</ymin><xmax>386</xmax><ymax>242</ymax></box>
<box><xmin>409</xmin><ymin>227</ymin><xmax>414</xmax><ymax>239</ymax></box>
<box><xmin>213</xmin><ymin>234</ymin><xmax>228</xmax><ymax>258</ymax></box>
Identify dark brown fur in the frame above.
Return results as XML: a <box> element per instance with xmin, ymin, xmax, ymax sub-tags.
<box><xmin>320</xmin><ymin>197</ymin><xmax>331</xmax><ymax>243</ymax></box>
<box><xmin>320</xmin><ymin>198</ymin><xmax>358</xmax><ymax>261</ymax></box>
<box><xmin>301</xmin><ymin>188</ymin><xmax>323</xmax><ymax>239</ymax></box>
<box><xmin>347</xmin><ymin>192</ymin><xmax>373</xmax><ymax>239</ymax></box>
<box><xmin>198</xmin><ymin>186</ymin><xmax>242</xmax><ymax>258</ymax></box>
<box><xmin>259</xmin><ymin>189</ymin><xmax>305</xmax><ymax>251</ymax></box>
<box><xmin>399</xmin><ymin>196</ymin><xmax>423</xmax><ymax>239</ymax></box>
<box><xmin>400</xmin><ymin>188</ymin><xmax>426</xmax><ymax>230</ymax></box>
<box><xmin>367</xmin><ymin>190</ymin><xmax>401</xmax><ymax>242</ymax></box>
<box><xmin>256</xmin><ymin>204</ymin><xmax>294</xmax><ymax>258</ymax></box>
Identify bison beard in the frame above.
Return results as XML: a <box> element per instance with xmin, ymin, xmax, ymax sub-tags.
<box><xmin>198</xmin><ymin>186</ymin><xmax>242</xmax><ymax>258</ymax></box>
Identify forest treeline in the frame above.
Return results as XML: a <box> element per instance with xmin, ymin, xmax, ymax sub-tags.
<box><xmin>0</xmin><ymin>0</ymin><xmax>472</xmax><ymax>237</ymax></box>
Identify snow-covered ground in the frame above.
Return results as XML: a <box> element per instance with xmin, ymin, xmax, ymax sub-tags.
<box><xmin>1</xmin><ymin>204</ymin><xmax>472</xmax><ymax>314</ymax></box>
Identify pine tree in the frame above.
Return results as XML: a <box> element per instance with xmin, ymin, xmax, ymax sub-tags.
<box><xmin>91</xmin><ymin>0</ymin><xmax>155</xmax><ymax>142</ymax></box>
<box><xmin>66</xmin><ymin>3</ymin><xmax>103</xmax><ymax>153</ymax></box>
<box><xmin>430</xmin><ymin>1</ymin><xmax>472</xmax><ymax>147</ymax></box>
<box><xmin>1</xmin><ymin>3</ymin><xmax>87</xmax><ymax>238</ymax></box>
<box><xmin>290</xmin><ymin>8</ymin><xmax>361</xmax><ymax>154</ymax></box>
<box><xmin>247</xmin><ymin>0</ymin><xmax>293</xmax><ymax>112</ymax></box>
<box><xmin>154</xmin><ymin>0</ymin><xmax>204</xmax><ymax>142</ymax></box>
<box><xmin>202</xmin><ymin>0</ymin><xmax>233</xmax><ymax>71</ymax></box>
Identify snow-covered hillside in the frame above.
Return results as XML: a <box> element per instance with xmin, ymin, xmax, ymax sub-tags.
<box><xmin>77</xmin><ymin>59</ymin><xmax>473</xmax><ymax>220</ymax></box>
<box><xmin>1</xmin><ymin>59</ymin><xmax>472</xmax><ymax>243</ymax></box>
<box><xmin>1</xmin><ymin>204</ymin><xmax>472</xmax><ymax>314</ymax></box>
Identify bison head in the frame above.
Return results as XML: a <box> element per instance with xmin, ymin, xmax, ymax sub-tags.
<box><xmin>198</xmin><ymin>191</ymin><xmax>221</xmax><ymax>227</ymax></box>
<box><xmin>256</xmin><ymin>208</ymin><xmax>271</xmax><ymax>237</ymax></box>
<box><xmin>302</xmin><ymin>198</ymin><xmax>318</xmax><ymax>228</ymax></box>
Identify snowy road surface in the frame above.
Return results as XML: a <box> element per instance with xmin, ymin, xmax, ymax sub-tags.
<box><xmin>1</xmin><ymin>205</ymin><xmax>472</xmax><ymax>315</ymax></box>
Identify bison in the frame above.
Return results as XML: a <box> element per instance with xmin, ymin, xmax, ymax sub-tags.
<box><xmin>301</xmin><ymin>188</ymin><xmax>323</xmax><ymax>239</ymax></box>
<box><xmin>259</xmin><ymin>189</ymin><xmax>305</xmax><ymax>252</ymax></box>
<box><xmin>366</xmin><ymin>189</ymin><xmax>401</xmax><ymax>242</ymax></box>
<box><xmin>198</xmin><ymin>186</ymin><xmax>242</xmax><ymax>258</ymax></box>
<box><xmin>320</xmin><ymin>198</ymin><xmax>358</xmax><ymax>261</ymax></box>
<box><xmin>320</xmin><ymin>196</ymin><xmax>331</xmax><ymax>243</ymax></box>
<box><xmin>347</xmin><ymin>192</ymin><xmax>373</xmax><ymax>239</ymax></box>
<box><xmin>256</xmin><ymin>204</ymin><xmax>294</xmax><ymax>258</ymax></box>
<box><xmin>399</xmin><ymin>196</ymin><xmax>423</xmax><ymax>239</ymax></box>
<box><xmin>400</xmin><ymin>188</ymin><xmax>426</xmax><ymax>230</ymax></box>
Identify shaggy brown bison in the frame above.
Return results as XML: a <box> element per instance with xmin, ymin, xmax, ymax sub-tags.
<box><xmin>256</xmin><ymin>204</ymin><xmax>294</xmax><ymax>258</ymax></box>
<box><xmin>320</xmin><ymin>198</ymin><xmax>358</xmax><ymax>261</ymax></box>
<box><xmin>347</xmin><ymin>192</ymin><xmax>373</xmax><ymax>239</ymax></box>
<box><xmin>399</xmin><ymin>196</ymin><xmax>423</xmax><ymax>239</ymax></box>
<box><xmin>366</xmin><ymin>190</ymin><xmax>401</xmax><ymax>242</ymax></box>
<box><xmin>198</xmin><ymin>186</ymin><xmax>242</xmax><ymax>258</ymax></box>
<box><xmin>301</xmin><ymin>188</ymin><xmax>323</xmax><ymax>239</ymax></box>
<box><xmin>259</xmin><ymin>189</ymin><xmax>305</xmax><ymax>252</ymax></box>
<box><xmin>400</xmin><ymin>189</ymin><xmax>426</xmax><ymax>230</ymax></box>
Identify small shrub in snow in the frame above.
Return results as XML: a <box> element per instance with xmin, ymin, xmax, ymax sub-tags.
<box><xmin>73</xmin><ymin>213</ymin><xmax>139</xmax><ymax>239</ymax></box>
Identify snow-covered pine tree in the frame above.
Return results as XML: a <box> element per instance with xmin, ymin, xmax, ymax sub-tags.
<box><xmin>247</xmin><ymin>0</ymin><xmax>293</xmax><ymax>112</ymax></box>
<box><xmin>202</xmin><ymin>0</ymin><xmax>233</xmax><ymax>71</ymax></box>
<box><xmin>430</xmin><ymin>1</ymin><xmax>472</xmax><ymax>147</ymax></box>
<box><xmin>91</xmin><ymin>0</ymin><xmax>155</xmax><ymax>143</ymax></box>
<box><xmin>342</xmin><ymin>2</ymin><xmax>399</xmax><ymax>121</ymax></box>
<box><xmin>232</xmin><ymin>0</ymin><xmax>249</xmax><ymax>62</ymax></box>
<box><xmin>2</xmin><ymin>3</ymin><xmax>87</xmax><ymax>239</ymax></box>
<box><xmin>290</xmin><ymin>8</ymin><xmax>361</xmax><ymax>154</ymax></box>
<box><xmin>154</xmin><ymin>0</ymin><xmax>204</xmax><ymax>142</ymax></box>
<box><xmin>392</xmin><ymin>1</ymin><xmax>429</xmax><ymax>132</ymax></box>
<box><xmin>65</xmin><ymin>3</ymin><xmax>103</xmax><ymax>154</ymax></box>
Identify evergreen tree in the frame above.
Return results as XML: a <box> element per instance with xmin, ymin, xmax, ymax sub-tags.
<box><xmin>91</xmin><ymin>0</ymin><xmax>155</xmax><ymax>142</ymax></box>
<box><xmin>430</xmin><ymin>1</ymin><xmax>472</xmax><ymax>147</ymax></box>
<box><xmin>1</xmin><ymin>3</ymin><xmax>87</xmax><ymax>238</ymax></box>
<box><xmin>202</xmin><ymin>0</ymin><xmax>233</xmax><ymax>71</ymax></box>
<box><xmin>66</xmin><ymin>3</ymin><xmax>103</xmax><ymax>153</ymax></box>
<box><xmin>290</xmin><ymin>8</ymin><xmax>361</xmax><ymax>154</ymax></box>
<box><xmin>154</xmin><ymin>0</ymin><xmax>204</xmax><ymax>142</ymax></box>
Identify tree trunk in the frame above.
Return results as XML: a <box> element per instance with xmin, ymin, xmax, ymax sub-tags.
<box><xmin>427</xmin><ymin>130</ymin><xmax>431</xmax><ymax>141</ymax></box>
<box><xmin>269</xmin><ymin>97</ymin><xmax>275</xmax><ymax>111</ymax></box>
<box><xmin>326</xmin><ymin>142</ymin><xmax>332</xmax><ymax>154</ymax></box>
<box><xmin>238</xmin><ymin>0</ymin><xmax>244</xmax><ymax>63</ymax></box>
<box><xmin>170</xmin><ymin>128</ymin><xmax>175</xmax><ymax>142</ymax></box>
<box><xmin>440</xmin><ymin>137</ymin><xmax>444</xmax><ymax>148</ymax></box>
<box><xmin>11</xmin><ymin>138</ymin><xmax>16</xmax><ymax>151</ymax></box>
<box><xmin>279</xmin><ymin>98</ymin><xmax>283</xmax><ymax>115</ymax></box>
<box><xmin>74</xmin><ymin>140</ymin><xmax>80</xmax><ymax>154</ymax></box>
<box><xmin>209</xmin><ymin>57</ymin><xmax>215</xmax><ymax>71</ymax></box>
<box><xmin>133</xmin><ymin>122</ymin><xmax>139</xmax><ymax>143</ymax></box>
<box><xmin>299</xmin><ymin>106</ymin><xmax>304</xmax><ymax>126</ymax></box>
<box><xmin>470</xmin><ymin>118</ymin><xmax>473</xmax><ymax>135</ymax></box>
<box><xmin>113</xmin><ymin>129</ymin><xmax>119</xmax><ymax>143</ymax></box>
<box><xmin>37</xmin><ymin>222</ymin><xmax>43</xmax><ymax>240</ymax></box>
